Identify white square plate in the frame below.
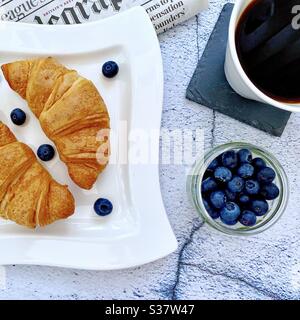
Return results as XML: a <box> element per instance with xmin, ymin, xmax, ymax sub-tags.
<box><xmin>0</xmin><ymin>7</ymin><xmax>177</xmax><ymax>270</ymax></box>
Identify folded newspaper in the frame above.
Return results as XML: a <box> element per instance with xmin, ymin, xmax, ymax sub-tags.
<box><xmin>0</xmin><ymin>0</ymin><xmax>208</xmax><ymax>34</ymax></box>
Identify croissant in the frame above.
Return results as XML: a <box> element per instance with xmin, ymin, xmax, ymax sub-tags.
<box><xmin>0</xmin><ymin>122</ymin><xmax>75</xmax><ymax>228</ymax></box>
<box><xmin>1</xmin><ymin>57</ymin><xmax>110</xmax><ymax>190</ymax></box>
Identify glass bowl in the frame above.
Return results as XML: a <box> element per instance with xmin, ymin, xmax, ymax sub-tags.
<box><xmin>187</xmin><ymin>142</ymin><xmax>289</xmax><ymax>235</ymax></box>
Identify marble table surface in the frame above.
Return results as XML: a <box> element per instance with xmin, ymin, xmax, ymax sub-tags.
<box><xmin>1</xmin><ymin>0</ymin><xmax>300</xmax><ymax>300</ymax></box>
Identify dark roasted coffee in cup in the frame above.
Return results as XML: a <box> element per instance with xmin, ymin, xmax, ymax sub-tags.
<box><xmin>235</xmin><ymin>0</ymin><xmax>300</xmax><ymax>103</ymax></box>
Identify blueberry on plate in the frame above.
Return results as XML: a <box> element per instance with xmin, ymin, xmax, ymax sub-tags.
<box><xmin>239</xmin><ymin>210</ymin><xmax>257</xmax><ymax>227</ymax></box>
<box><xmin>102</xmin><ymin>61</ymin><xmax>119</xmax><ymax>78</ymax></box>
<box><xmin>227</xmin><ymin>176</ymin><xmax>245</xmax><ymax>193</ymax></box>
<box><xmin>250</xmin><ymin>199</ymin><xmax>269</xmax><ymax>216</ymax></box>
<box><xmin>94</xmin><ymin>198</ymin><xmax>113</xmax><ymax>216</ymax></box>
<box><xmin>201</xmin><ymin>177</ymin><xmax>218</xmax><ymax>193</ymax></box>
<box><xmin>238</xmin><ymin>148</ymin><xmax>252</xmax><ymax>164</ymax></box>
<box><xmin>257</xmin><ymin>167</ymin><xmax>276</xmax><ymax>184</ymax></box>
<box><xmin>210</xmin><ymin>190</ymin><xmax>227</xmax><ymax>209</ymax></box>
<box><xmin>214</xmin><ymin>166</ymin><xmax>232</xmax><ymax>183</ymax></box>
<box><xmin>225</xmin><ymin>189</ymin><xmax>236</xmax><ymax>201</ymax></box>
<box><xmin>10</xmin><ymin>108</ymin><xmax>26</xmax><ymax>125</ymax></box>
<box><xmin>220</xmin><ymin>202</ymin><xmax>240</xmax><ymax>225</ymax></box>
<box><xmin>222</xmin><ymin>150</ymin><xmax>238</xmax><ymax>169</ymax></box>
<box><xmin>37</xmin><ymin>144</ymin><xmax>55</xmax><ymax>161</ymax></box>
<box><xmin>237</xmin><ymin>163</ymin><xmax>254</xmax><ymax>179</ymax></box>
<box><xmin>260</xmin><ymin>183</ymin><xmax>280</xmax><ymax>200</ymax></box>
<box><xmin>238</xmin><ymin>193</ymin><xmax>251</xmax><ymax>206</ymax></box>
<box><xmin>203</xmin><ymin>199</ymin><xmax>220</xmax><ymax>219</ymax></box>
<box><xmin>245</xmin><ymin>179</ymin><xmax>260</xmax><ymax>195</ymax></box>
<box><xmin>252</xmin><ymin>157</ymin><xmax>266</xmax><ymax>170</ymax></box>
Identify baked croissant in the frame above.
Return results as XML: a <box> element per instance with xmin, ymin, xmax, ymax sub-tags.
<box><xmin>1</xmin><ymin>57</ymin><xmax>110</xmax><ymax>190</ymax></box>
<box><xmin>0</xmin><ymin>122</ymin><xmax>75</xmax><ymax>228</ymax></box>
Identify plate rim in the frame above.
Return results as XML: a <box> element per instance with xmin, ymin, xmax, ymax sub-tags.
<box><xmin>0</xmin><ymin>7</ymin><xmax>178</xmax><ymax>270</ymax></box>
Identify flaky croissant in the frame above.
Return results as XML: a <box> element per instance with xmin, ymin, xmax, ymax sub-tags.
<box><xmin>1</xmin><ymin>57</ymin><xmax>110</xmax><ymax>190</ymax></box>
<box><xmin>0</xmin><ymin>122</ymin><xmax>75</xmax><ymax>228</ymax></box>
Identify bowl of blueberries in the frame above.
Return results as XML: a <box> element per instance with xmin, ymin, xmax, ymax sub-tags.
<box><xmin>188</xmin><ymin>142</ymin><xmax>289</xmax><ymax>235</ymax></box>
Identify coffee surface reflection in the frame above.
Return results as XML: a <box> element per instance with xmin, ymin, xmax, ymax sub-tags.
<box><xmin>236</xmin><ymin>0</ymin><xmax>300</xmax><ymax>103</ymax></box>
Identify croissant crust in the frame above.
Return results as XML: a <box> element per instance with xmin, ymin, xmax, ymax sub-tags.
<box><xmin>2</xmin><ymin>57</ymin><xmax>110</xmax><ymax>190</ymax></box>
<box><xmin>0</xmin><ymin>122</ymin><xmax>75</xmax><ymax>228</ymax></box>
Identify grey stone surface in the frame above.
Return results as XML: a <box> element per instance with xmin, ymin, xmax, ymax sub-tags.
<box><xmin>0</xmin><ymin>0</ymin><xmax>300</xmax><ymax>300</ymax></box>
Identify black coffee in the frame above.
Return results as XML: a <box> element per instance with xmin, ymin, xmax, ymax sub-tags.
<box><xmin>236</xmin><ymin>0</ymin><xmax>300</xmax><ymax>102</ymax></box>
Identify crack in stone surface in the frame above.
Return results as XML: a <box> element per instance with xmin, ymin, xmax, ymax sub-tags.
<box><xmin>167</xmin><ymin>14</ymin><xmax>205</xmax><ymax>301</ymax></box>
<box><xmin>210</xmin><ymin>111</ymin><xmax>216</xmax><ymax>147</ymax></box>
<box><xmin>196</xmin><ymin>14</ymin><xmax>200</xmax><ymax>59</ymax></box>
<box><xmin>171</xmin><ymin>219</ymin><xmax>204</xmax><ymax>300</ymax></box>
<box><xmin>168</xmin><ymin>13</ymin><xmax>209</xmax><ymax>301</ymax></box>
<box><xmin>181</xmin><ymin>262</ymin><xmax>283</xmax><ymax>300</ymax></box>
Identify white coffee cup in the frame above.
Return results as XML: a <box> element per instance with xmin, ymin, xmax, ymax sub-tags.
<box><xmin>224</xmin><ymin>0</ymin><xmax>299</xmax><ymax>113</ymax></box>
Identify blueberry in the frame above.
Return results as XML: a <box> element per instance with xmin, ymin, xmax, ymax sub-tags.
<box><xmin>37</xmin><ymin>144</ymin><xmax>55</xmax><ymax>161</ymax></box>
<box><xmin>239</xmin><ymin>210</ymin><xmax>257</xmax><ymax>227</ymax></box>
<box><xmin>210</xmin><ymin>191</ymin><xmax>227</xmax><ymax>209</ymax></box>
<box><xmin>250</xmin><ymin>199</ymin><xmax>269</xmax><ymax>216</ymax></box>
<box><xmin>207</xmin><ymin>158</ymin><xmax>219</xmax><ymax>172</ymax></box>
<box><xmin>222</xmin><ymin>150</ymin><xmax>238</xmax><ymax>169</ymax></box>
<box><xmin>102</xmin><ymin>61</ymin><xmax>119</xmax><ymax>78</ymax></box>
<box><xmin>214</xmin><ymin>167</ymin><xmax>232</xmax><ymax>183</ymax></box>
<box><xmin>227</xmin><ymin>176</ymin><xmax>245</xmax><ymax>193</ymax></box>
<box><xmin>257</xmin><ymin>167</ymin><xmax>276</xmax><ymax>184</ymax></box>
<box><xmin>201</xmin><ymin>177</ymin><xmax>218</xmax><ymax>193</ymax></box>
<box><xmin>203</xmin><ymin>199</ymin><xmax>220</xmax><ymax>219</ymax></box>
<box><xmin>210</xmin><ymin>211</ymin><xmax>221</xmax><ymax>220</ymax></box>
<box><xmin>238</xmin><ymin>193</ymin><xmax>251</xmax><ymax>206</ymax></box>
<box><xmin>252</xmin><ymin>157</ymin><xmax>266</xmax><ymax>169</ymax></box>
<box><xmin>225</xmin><ymin>189</ymin><xmax>237</xmax><ymax>201</ymax></box>
<box><xmin>220</xmin><ymin>217</ymin><xmax>238</xmax><ymax>226</ymax></box>
<box><xmin>10</xmin><ymin>108</ymin><xmax>26</xmax><ymax>125</ymax></box>
<box><xmin>94</xmin><ymin>198</ymin><xmax>113</xmax><ymax>216</ymax></box>
<box><xmin>220</xmin><ymin>202</ymin><xmax>241</xmax><ymax>224</ymax></box>
<box><xmin>216</xmin><ymin>153</ymin><xmax>224</xmax><ymax>164</ymax></box>
<box><xmin>237</xmin><ymin>163</ymin><xmax>254</xmax><ymax>179</ymax></box>
<box><xmin>245</xmin><ymin>180</ymin><xmax>260</xmax><ymax>195</ymax></box>
<box><xmin>260</xmin><ymin>183</ymin><xmax>280</xmax><ymax>200</ymax></box>
<box><xmin>238</xmin><ymin>149</ymin><xmax>252</xmax><ymax>163</ymax></box>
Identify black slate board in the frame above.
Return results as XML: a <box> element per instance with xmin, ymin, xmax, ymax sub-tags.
<box><xmin>186</xmin><ymin>3</ymin><xmax>291</xmax><ymax>137</ymax></box>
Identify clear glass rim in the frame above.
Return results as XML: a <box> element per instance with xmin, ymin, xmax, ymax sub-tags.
<box><xmin>187</xmin><ymin>142</ymin><xmax>289</xmax><ymax>236</ymax></box>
